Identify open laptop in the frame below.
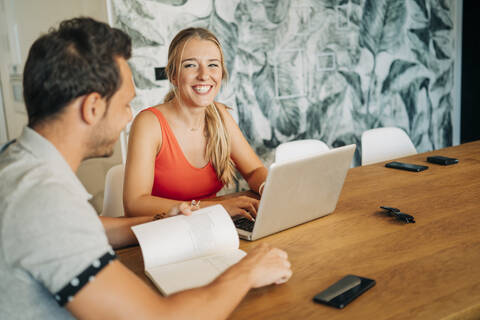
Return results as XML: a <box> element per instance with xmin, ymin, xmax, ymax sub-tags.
<box><xmin>234</xmin><ymin>144</ymin><xmax>356</xmax><ymax>241</ymax></box>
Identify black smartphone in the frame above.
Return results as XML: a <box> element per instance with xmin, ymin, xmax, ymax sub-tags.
<box><xmin>313</xmin><ymin>275</ymin><xmax>375</xmax><ymax>309</ymax></box>
<box><xmin>427</xmin><ymin>155</ymin><xmax>458</xmax><ymax>165</ymax></box>
<box><xmin>385</xmin><ymin>161</ymin><xmax>428</xmax><ymax>172</ymax></box>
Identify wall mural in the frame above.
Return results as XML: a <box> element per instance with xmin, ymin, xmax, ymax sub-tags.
<box><xmin>110</xmin><ymin>0</ymin><xmax>458</xmax><ymax>189</ymax></box>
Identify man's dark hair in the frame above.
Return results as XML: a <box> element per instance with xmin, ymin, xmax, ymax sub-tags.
<box><xmin>23</xmin><ymin>17</ymin><xmax>132</xmax><ymax>127</ymax></box>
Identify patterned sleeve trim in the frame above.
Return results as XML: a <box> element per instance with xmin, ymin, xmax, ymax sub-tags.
<box><xmin>0</xmin><ymin>139</ymin><xmax>16</xmax><ymax>154</ymax></box>
<box><xmin>54</xmin><ymin>249</ymin><xmax>116</xmax><ymax>306</ymax></box>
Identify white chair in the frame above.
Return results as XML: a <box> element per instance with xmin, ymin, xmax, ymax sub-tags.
<box><xmin>101</xmin><ymin>164</ymin><xmax>125</xmax><ymax>217</ymax></box>
<box><xmin>275</xmin><ymin>139</ymin><xmax>330</xmax><ymax>164</ymax></box>
<box><xmin>361</xmin><ymin>127</ymin><xmax>417</xmax><ymax>166</ymax></box>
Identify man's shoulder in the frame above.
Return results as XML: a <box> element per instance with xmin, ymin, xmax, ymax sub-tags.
<box><xmin>0</xmin><ymin>150</ymin><xmax>105</xmax><ymax>259</ymax></box>
<box><xmin>1</xmin><ymin>151</ymin><xmax>64</xmax><ymax>197</ymax></box>
<box><xmin>0</xmin><ymin>152</ymin><xmax>84</xmax><ymax>228</ymax></box>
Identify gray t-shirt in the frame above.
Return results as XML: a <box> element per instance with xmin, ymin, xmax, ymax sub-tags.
<box><xmin>0</xmin><ymin>127</ymin><xmax>113</xmax><ymax>319</ymax></box>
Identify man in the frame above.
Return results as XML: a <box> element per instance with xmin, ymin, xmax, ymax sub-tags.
<box><xmin>0</xmin><ymin>18</ymin><xmax>292</xmax><ymax>319</ymax></box>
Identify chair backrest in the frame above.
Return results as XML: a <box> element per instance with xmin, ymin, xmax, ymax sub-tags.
<box><xmin>275</xmin><ymin>139</ymin><xmax>330</xmax><ymax>164</ymax></box>
<box><xmin>101</xmin><ymin>164</ymin><xmax>125</xmax><ymax>217</ymax></box>
<box><xmin>119</xmin><ymin>129</ymin><xmax>128</xmax><ymax>165</ymax></box>
<box><xmin>361</xmin><ymin>127</ymin><xmax>417</xmax><ymax>166</ymax></box>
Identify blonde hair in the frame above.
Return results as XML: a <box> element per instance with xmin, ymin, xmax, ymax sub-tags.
<box><xmin>164</xmin><ymin>27</ymin><xmax>235</xmax><ymax>186</ymax></box>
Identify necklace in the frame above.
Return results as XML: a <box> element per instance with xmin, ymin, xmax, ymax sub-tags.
<box><xmin>188</xmin><ymin>119</ymin><xmax>204</xmax><ymax>132</ymax></box>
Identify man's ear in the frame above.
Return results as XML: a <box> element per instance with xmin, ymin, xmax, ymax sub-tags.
<box><xmin>81</xmin><ymin>92</ymin><xmax>107</xmax><ymax>125</ymax></box>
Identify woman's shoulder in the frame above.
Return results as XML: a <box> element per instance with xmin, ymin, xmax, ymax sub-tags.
<box><xmin>131</xmin><ymin>106</ymin><xmax>165</xmax><ymax>135</ymax></box>
<box><xmin>129</xmin><ymin>106</ymin><xmax>163</xmax><ymax>145</ymax></box>
<box><xmin>133</xmin><ymin>107</ymin><xmax>156</xmax><ymax>124</ymax></box>
<box><xmin>214</xmin><ymin>101</ymin><xmax>235</xmax><ymax>122</ymax></box>
<box><xmin>214</xmin><ymin>101</ymin><xmax>229</xmax><ymax>111</ymax></box>
<box><xmin>214</xmin><ymin>101</ymin><xmax>234</xmax><ymax>117</ymax></box>
<box><xmin>135</xmin><ymin>103</ymin><xmax>168</xmax><ymax>122</ymax></box>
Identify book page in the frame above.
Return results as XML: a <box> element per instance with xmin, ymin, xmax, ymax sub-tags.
<box><xmin>146</xmin><ymin>249</ymin><xmax>246</xmax><ymax>296</ymax></box>
<box><xmin>131</xmin><ymin>205</ymin><xmax>239</xmax><ymax>270</ymax></box>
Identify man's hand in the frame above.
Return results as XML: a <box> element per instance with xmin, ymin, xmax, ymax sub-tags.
<box><xmin>239</xmin><ymin>243</ymin><xmax>292</xmax><ymax>288</ymax></box>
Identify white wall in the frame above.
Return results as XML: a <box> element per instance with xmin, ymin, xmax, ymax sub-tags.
<box><xmin>0</xmin><ymin>0</ymin><xmax>24</xmax><ymax>141</ymax></box>
<box><xmin>1</xmin><ymin>0</ymin><xmax>110</xmax><ymax>140</ymax></box>
<box><xmin>1</xmin><ymin>0</ymin><xmax>123</xmax><ymax>213</ymax></box>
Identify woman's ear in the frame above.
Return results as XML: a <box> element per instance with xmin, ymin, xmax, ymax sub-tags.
<box><xmin>80</xmin><ymin>92</ymin><xmax>107</xmax><ymax>125</ymax></box>
<box><xmin>171</xmin><ymin>77</ymin><xmax>177</xmax><ymax>88</ymax></box>
<box><xmin>171</xmin><ymin>68</ymin><xmax>179</xmax><ymax>87</ymax></box>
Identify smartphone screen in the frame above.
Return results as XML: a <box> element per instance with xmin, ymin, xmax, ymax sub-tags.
<box><xmin>385</xmin><ymin>161</ymin><xmax>428</xmax><ymax>172</ymax></box>
<box><xmin>313</xmin><ymin>275</ymin><xmax>375</xmax><ymax>309</ymax></box>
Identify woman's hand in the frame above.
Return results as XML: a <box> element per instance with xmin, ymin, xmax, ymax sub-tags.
<box><xmin>166</xmin><ymin>202</ymin><xmax>197</xmax><ymax>217</ymax></box>
<box><xmin>218</xmin><ymin>196</ymin><xmax>259</xmax><ymax>221</ymax></box>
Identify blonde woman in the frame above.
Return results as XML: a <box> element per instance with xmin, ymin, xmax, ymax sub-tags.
<box><xmin>123</xmin><ymin>27</ymin><xmax>267</xmax><ymax>221</ymax></box>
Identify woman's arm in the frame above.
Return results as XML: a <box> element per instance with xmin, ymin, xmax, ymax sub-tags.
<box><xmin>197</xmin><ymin>103</ymin><xmax>267</xmax><ymax>220</ymax></box>
<box><xmin>217</xmin><ymin>103</ymin><xmax>268</xmax><ymax>193</ymax></box>
<box><xmin>123</xmin><ymin>110</ymin><xmax>184</xmax><ymax>217</ymax></box>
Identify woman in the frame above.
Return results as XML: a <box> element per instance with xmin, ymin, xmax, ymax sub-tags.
<box><xmin>123</xmin><ymin>27</ymin><xmax>267</xmax><ymax>221</ymax></box>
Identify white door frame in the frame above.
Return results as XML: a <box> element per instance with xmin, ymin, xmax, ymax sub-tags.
<box><xmin>453</xmin><ymin>0</ymin><xmax>463</xmax><ymax>146</ymax></box>
<box><xmin>0</xmin><ymin>78</ymin><xmax>8</xmax><ymax>144</ymax></box>
<box><xmin>0</xmin><ymin>0</ymin><xmax>9</xmax><ymax>143</ymax></box>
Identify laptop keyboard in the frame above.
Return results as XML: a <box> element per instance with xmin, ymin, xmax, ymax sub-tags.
<box><xmin>233</xmin><ymin>217</ymin><xmax>255</xmax><ymax>232</ymax></box>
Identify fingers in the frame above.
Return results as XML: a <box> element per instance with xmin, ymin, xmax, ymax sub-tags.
<box><xmin>179</xmin><ymin>202</ymin><xmax>193</xmax><ymax>216</ymax></box>
<box><xmin>167</xmin><ymin>202</ymin><xmax>193</xmax><ymax>217</ymax></box>
<box><xmin>272</xmin><ymin>252</ymin><xmax>293</xmax><ymax>285</ymax></box>
<box><xmin>245</xmin><ymin>196</ymin><xmax>259</xmax><ymax>213</ymax></box>
<box><xmin>246</xmin><ymin>201</ymin><xmax>257</xmax><ymax>217</ymax></box>
<box><xmin>231</xmin><ymin>210</ymin><xmax>255</xmax><ymax>221</ymax></box>
<box><xmin>245</xmin><ymin>244</ymin><xmax>292</xmax><ymax>288</ymax></box>
<box><xmin>222</xmin><ymin>196</ymin><xmax>259</xmax><ymax>220</ymax></box>
<box><xmin>270</xmin><ymin>247</ymin><xmax>288</xmax><ymax>260</ymax></box>
<box><xmin>240</xmin><ymin>210</ymin><xmax>255</xmax><ymax>221</ymax></box>
<box><xmin>268</xmin><ymin>251</ymin><xmax>292</xmax><ymax>285</ymax></box>
<box><xmin>275</xmin><ymin>270</ymin><xmax>293</xmax><ymax>284</ymax></box>
<box><xmin>235</xmin><ymin>196</ymin><xmax>259</xmax><ymax>216</ymax></box>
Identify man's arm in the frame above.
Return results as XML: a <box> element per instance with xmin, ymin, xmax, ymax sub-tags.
<box><xmin>99</xmin><ymin>216</ymin><xmax>152</xmax><ymax>249</ymax></box>
<box><xmin>100</xmin><ymin>202</ymin><xmax>193</xmax><ymax>249</ymax></box>
<box><xmin>66</xmin><ymin>243</ymin><xmax>291</xmax><ymax>320</ymax></box>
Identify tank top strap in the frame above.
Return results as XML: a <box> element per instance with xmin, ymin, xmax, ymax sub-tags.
<box><xmin>143</xmin><ymin>107</ymin><xmax>177</xmax><ymax>159</ymax></box>
<box><xmin>144</xmin><ymin>107</ymin><xmax>169</xmax><ymax>132</ymax></box>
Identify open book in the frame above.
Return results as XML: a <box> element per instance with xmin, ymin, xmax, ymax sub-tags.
<box><xmin>131</xmin><ymin>205</ymin><xmax>246</xmax><ymax>296</ymax></box>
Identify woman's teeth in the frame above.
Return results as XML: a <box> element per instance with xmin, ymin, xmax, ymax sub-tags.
<box><xmin>193</xmin><ymin>85</ymin><xmax>211</xmax><ymax>93</ymax></box>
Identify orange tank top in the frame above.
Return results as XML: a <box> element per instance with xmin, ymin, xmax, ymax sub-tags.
<box><xmin>146</xmin><ymin>107</ymin><xmax>223</xmax><ymax>201</ymax></box>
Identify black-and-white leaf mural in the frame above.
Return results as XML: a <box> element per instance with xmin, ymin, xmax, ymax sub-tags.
<box><xmin>359</xmin><ymin>0</ymin><xmax>407</xmax><ymax>115</ymax></box>
<box><xmin>381</xmin><ymin>60</ymin><xmax>418</xmax><ymax>94</ymax></box>
<box><xmin>432</xmin><ymin>62</ymin><xmax>453</xmax><ymax>92</ymax></box>
<box><xmin>360</xmin><ymin>0</ymin><xmax>407</xmax><ymax>56</ymax></box>
<box><xmin>150</xmin><ymin>0</ymin><xmax>187</xmax><ymax>5</ymax></box>
<box><xmin>263</xmin><ymin>0</ymin><xmax>290</xmax><ymax>24</ymax></box>
<box><xmin>110</xmin><ymin>0</ymin><xmax>459</xmax><ymax>190</ymax></box>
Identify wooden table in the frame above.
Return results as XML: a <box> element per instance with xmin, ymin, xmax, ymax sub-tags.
<box><xmin>117</xmin><ymin>141</ymin><xmax>480</xmax><ymax>320</ymax></box>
